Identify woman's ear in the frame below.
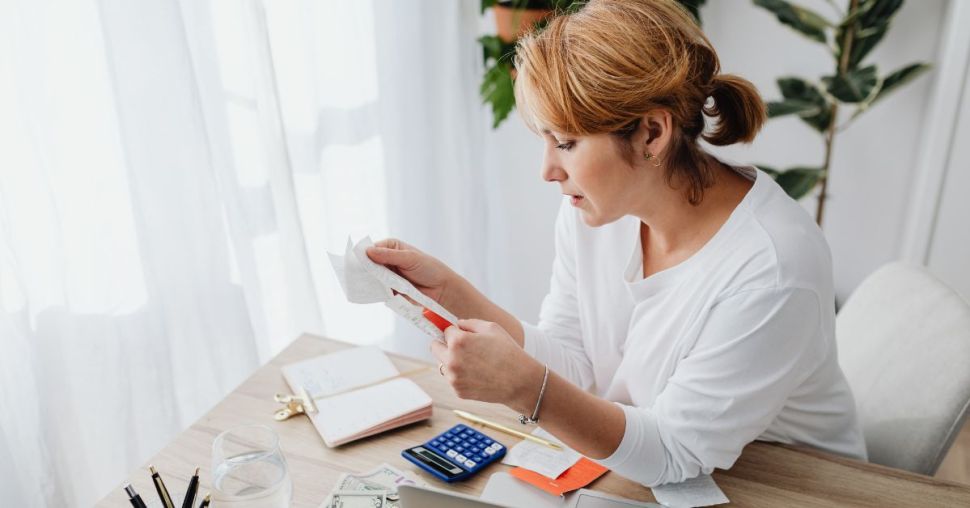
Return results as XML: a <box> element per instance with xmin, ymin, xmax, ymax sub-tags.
<box><xmin>637</xmin><ymin>109</ymin><xmax>674</xmax><ymax>159</ymax></box>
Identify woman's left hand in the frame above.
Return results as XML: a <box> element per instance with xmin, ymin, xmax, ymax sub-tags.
<box><xmin>431</xmin><ymin>319</ymin><xmax>542</xmax><ymax>406</ymax></box>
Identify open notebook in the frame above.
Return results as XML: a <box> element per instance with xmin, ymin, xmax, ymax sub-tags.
<box><xmin>281</xmin><ymin>346</ymin><xmax>433</xmax><ymax>447</ymax></box>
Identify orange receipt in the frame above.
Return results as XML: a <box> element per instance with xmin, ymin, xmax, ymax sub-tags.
<box><xmin>509</xmin><ymin>457</ymin><xmax>609</xmax><ymax>496</ymax></box>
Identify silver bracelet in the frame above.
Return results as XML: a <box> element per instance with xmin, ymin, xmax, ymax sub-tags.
<box><xmin>519</xmin><ymin>364</ymin><xmax>549</xmax><ymax>425</ymax></box>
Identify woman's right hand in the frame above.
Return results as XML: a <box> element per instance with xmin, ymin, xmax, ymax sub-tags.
<box><xmin>365</xmin><ymin>238</ymin><xmax>457</xmax><ymax>305</ymax></box>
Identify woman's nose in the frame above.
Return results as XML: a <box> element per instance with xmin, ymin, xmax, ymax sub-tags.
<box><xmin>541</xmin><ymin>158</ymin><xmax>566</xmax><ymax>183</ymax></box>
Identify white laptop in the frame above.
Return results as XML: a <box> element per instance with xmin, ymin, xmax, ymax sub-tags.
<box><xmin>398</xmin><ymin>484</ymin><xmax>663</xmax><ymax>508</ymax></box>
<box><xmin>398</xmin><ymin>484</ymin><xmax>509</xmax><ymax>507</ymax></box>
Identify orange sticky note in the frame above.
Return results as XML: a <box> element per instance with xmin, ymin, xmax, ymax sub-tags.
<box><xmin>509</xmin><ymin>457</ymin><xmax>608</xmax><ymax>496</ymax></box>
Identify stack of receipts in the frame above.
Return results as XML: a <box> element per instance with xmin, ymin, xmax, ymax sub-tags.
<box><xmin>281</xmin><ymin>346</ymin><xmax>432</xmax><ymax>447</ymax></box>
<box><xmin>502</xmin><ymin>428</ymin><xmax>729</xmax><ymax>507</ymax></box>
<box><xmin>328</xmin><ymin>237</ymin><xmax>458</xmax><ymax>341</ymax></box>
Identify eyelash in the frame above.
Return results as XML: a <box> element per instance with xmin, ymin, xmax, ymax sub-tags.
<box><xmin>555</xmin><ymin>141</ymin><xmax>575</xmax><ymax>151</ymax></box>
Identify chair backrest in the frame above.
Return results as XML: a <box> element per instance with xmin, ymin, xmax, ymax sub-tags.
<box><xmin>836</xmin><ymin>262</ymin><xmax>970</xmax><ymax>475</ymax></box>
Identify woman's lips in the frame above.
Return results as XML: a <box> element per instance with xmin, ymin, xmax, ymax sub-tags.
<box><xmin>569</xmin><ymin>195</ymin><xmax>584</xmax><ymax>206</ymax></box>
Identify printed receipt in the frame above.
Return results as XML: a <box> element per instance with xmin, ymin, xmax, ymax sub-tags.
<box><xmin>651</xmin><ymin>474</ymin><xmax>729</xmax><ymax>508</ymax></box>
<box><xmin>328</xmin><ymin>236</ymin><xmax>459</xmax><ymax>341</ymax></box>
<box><xmin>503</xmin><ymin>427</ymin><xmax>581</xmax><ymax>479</ymax></box>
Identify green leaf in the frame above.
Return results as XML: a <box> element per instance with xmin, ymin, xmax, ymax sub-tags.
<box><xmin>836</xmin><ymin>0</ymin><xmax>903</xmax><ymax>68</ymax></box>
<box><xmin>753</xmin><ymin>0</ymin><xmax>831</xmax><ymax>44</ymax></box>
<box><xmin>481</xmin><ymin>0</ymin><xmax>498</xmax><ymax>14</ymax></box>
<box><xmin>481</xmin><ymin>61</ymin><xmax>516</xmax><ymax>128</ymax></box>
<box><xmin>858</xmin><ymin>0</ymin><xmax>903</xmax><ymax>28</ymax></box>
<box><xmin>774</xmin><ymin>167</ymin><xmax>822</xmax><ymax>200</ymax></box>
<box><xmin>478</xmin><ymin>35</ymin><xmax>516</xmax><ymax>65</ymax></box>
<box><xmin>757</xmin><ymin>165</ymin><xmax>780</xmax><ymax>177</ymax></box>
<box><xmin>823</xmin><ymin>65</ymin><xmax>878</xmax><ymax>103</ymax></box>
<box><xmin>872</xmin><ymin>62</ymin><xmax>930</xmax><ymax>105</ymax></box>
<box><xmin>775</xmin><ymin>77</ymin><xmax>832</xmax><ymax>132</ymax></box>
<box><xmin>767</xmin><ymin>99</ymin><xmax>823</xmax><ymax>118</ymax></box>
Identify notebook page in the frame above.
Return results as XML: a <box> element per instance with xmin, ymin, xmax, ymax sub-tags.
<box><xmin>312</xmin><ymin>377</ymin><xmax>432</xmax><ymax>445</ymax></box>
<box><xmin>281</xmin><ymin>346</ymin><xmax>400</xmax><ymax>398</ymax></box>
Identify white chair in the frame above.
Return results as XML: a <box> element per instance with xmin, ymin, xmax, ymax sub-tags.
<box><xmin>836</xmin><ymin>262</ymin><xmax>970</xmax><ymax>475</ymax></box>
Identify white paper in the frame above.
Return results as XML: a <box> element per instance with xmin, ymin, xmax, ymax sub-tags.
<box><xmin>311</xmin><ymin>377</ymin><xmax>432</xmax><ymax>445</ymax></box>
<box><xmin>480</xmin><ymin>472</ymin><xmax>572</xmax><ymax>508</ymax></box>
<box><xmin>329</xmin><ymin>237</ymin><xmax>459</xmax><ymax>340</ymax></box>
<box><xmin>282</xmin><ymin>346</ymin><xmax>399</xmax><ymax>398</ymax></box>
<box><xmin>569</xmin><ymin>489</ymin><xmax>662</xmax><ymax>507</ymax></box>
<box><xmin>650</xmin><ymin>475</ymin><xmax>729</xmax><ymax>508</ymax></box>
<box><xmin>280</xmin><ymin>347</ymin><xmax>433</xmax><ymax>446</ymax></box>
<box><xmin>502</xmin><ymin>427</ymin><xmax>581</xmax><ymax>479</ymax></box>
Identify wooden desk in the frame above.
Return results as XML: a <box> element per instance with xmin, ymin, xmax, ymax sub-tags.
<box><xmin>97</xmin><ymin>334</ymin><xmax>970</xmax><ymax>507</ymax></box>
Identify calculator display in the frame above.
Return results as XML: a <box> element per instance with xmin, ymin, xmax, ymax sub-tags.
<box><xmin>403</xmin><ymin>446</ymin><xmax>464</xmax><ymax>480</ymax></box>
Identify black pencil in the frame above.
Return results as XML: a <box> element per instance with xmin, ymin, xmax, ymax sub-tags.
<box><xmin>198</xmin><ymin>493</ymin><xmax>211</xmax><ymax>508</ymax></box>
<box><xmin>181</xmin><ymin>467</ymin><xmax>200</xmax><ymax>508</ymax></box>
<box><xmin>149</xmin><ymin>465</ymin><xmax>175</xmax><ymax>508</ymax></box>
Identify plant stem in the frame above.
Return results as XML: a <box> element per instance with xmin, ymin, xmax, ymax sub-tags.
<box><xmin>816</xmin><ymin>0</ymin><xmax>859</xmax><ymax>226</ymax></box>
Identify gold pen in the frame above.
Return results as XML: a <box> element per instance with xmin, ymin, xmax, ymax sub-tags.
<box><xmin>149</xmin><ymin>465</ymin><xmax>175</xmax><ymax>508</ymax></box>
<box><xmin>453</xmin><ymin>409</ymin><xmax>563</xmax><ymax>451</ymax></box>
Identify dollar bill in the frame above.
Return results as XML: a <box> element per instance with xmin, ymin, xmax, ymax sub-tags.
<box><xmin>320</xmin><ymin>463</ymin><xmax>426</xmax><ymax>508</ymax></box>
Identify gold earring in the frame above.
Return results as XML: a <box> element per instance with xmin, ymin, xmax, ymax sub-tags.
<box><xmin>644</xmin><ymin>151</ymin><xmax>661</xmax><ymax>167</ymax></box>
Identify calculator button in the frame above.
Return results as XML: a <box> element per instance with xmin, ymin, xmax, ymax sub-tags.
<box><xmin>456</xmin><ymin>454</ymin><xmax>467</xmax><ymax>463</ymax></box>
<box><xmin>483</xmin><ymin>438</ymin><xmax>493</xmax><ymax>445</ymax></box>
<box><xmin>456</xmin><ymin>445</ymin><xmax>465</xmax><ymax>452</ymax></box>
<box><xmin>491</xmin><ymin>443</ymin><xmax>503</xmax><ymax>451</ymax></box>
<box><xmin>483</xmin><ymin>449</ymin><xmax>494</xmax><ymax>456</ymax></box>
<box><xmin>446</xmin><ymin>449</ymin><xmax>458</xmax><ymax>458</ymax></box>
<box><xmin>465</xmin><ymin>459</ymin><xmax>476</xmax><ymax>468</ymax></box>
<box><xmin>472</xmin><ymin>454</ymin><xmax>483</xmax><ymax>462</ymax></box>
<box><xmin>471</xmin><ymin>446</ymin><xmax>481</xmax><ymax>453</ymax></box>
<box><xmin>444</xmin><ymin>432</ymin><xmax>454</xmax><ymax>438</ymax></box>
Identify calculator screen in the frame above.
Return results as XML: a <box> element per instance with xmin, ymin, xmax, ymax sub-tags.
<box><xmin>405</xmin><ymin>446</ymin><xmax>464</xmax><ymax>479</ymax></box>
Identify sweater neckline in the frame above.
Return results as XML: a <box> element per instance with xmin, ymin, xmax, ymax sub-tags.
<box><xmin>623</xmin><ymin>164</ymin><xmax>760</xmax><ymax>299</ymax></box>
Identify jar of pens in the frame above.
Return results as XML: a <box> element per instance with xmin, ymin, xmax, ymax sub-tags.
<box><xmin>123</xmin><ymin>424</ymin><xmax>292</xmax><ymax>508</ymax></box>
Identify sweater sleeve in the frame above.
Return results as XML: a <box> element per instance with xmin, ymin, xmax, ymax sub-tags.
<box><xmin>521</xmin><ymin>201</ymin><xmax>595</xmax><ymax>390</ymax></box>
<box><xmin>596</xmin><ymin>286</ymin><xmax>826</xmax><ymax>486</ymax></box>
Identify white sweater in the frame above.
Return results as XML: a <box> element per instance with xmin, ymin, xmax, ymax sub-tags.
<box><xmin>521</xmin><ymin>165</ymin><xmax>867</xmax><ymax>486</ymax></box>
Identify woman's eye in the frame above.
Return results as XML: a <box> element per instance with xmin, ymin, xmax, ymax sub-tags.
<box><xmin>555</xmin><ymin>141</ymin><xmax>575</xmax><ymax>151</ymax></box>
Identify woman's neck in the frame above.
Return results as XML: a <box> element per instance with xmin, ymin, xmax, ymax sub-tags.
<box><xmin>635</xmin><ymin>160</ymin><xmax>753</xmax><ymax>262</ymax></box>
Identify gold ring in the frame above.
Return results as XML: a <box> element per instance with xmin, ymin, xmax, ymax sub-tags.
<box><xmin>438</xmin><ymin>363</ymin><xmax>445</xmax><ymax>376</ymax></box>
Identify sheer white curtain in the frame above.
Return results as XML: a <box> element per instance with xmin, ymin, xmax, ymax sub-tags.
<box><xmin>0</xmin><ymin>0</ymin><xmax>485</xmax><ymax>505</ymax></box>
<box><xmin>263</xmin><ymin>0</ymin><xmax>489</xmax><ymax>358</ymax></box>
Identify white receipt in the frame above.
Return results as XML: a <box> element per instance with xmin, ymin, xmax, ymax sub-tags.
<box><xmin>328</xmin><ymin>237</ymin><xmax>459</xmax><ymax>341</ymax></box>
<box><xmin>502</xmin><ymin>427</ymin><xmax>581</xmax><ymax>479</ymax></box>
<box><xmin>650</xmin><ymin>475</ymin><xmax>729</xmax><ymax>508</ymax></box>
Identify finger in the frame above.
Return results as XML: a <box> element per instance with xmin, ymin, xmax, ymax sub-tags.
<box><xmin>457</xmin><ymin>318</ymin><xmax>497</xmax><ymax>333</ymax></box>
<box><xmin>429</xmin><ymin>338</ymin><xmax>448</xmax><ymax>362</ymax></box>
<box><xmin>374</xmin><ymin>237</ymin><xmax>419</xmax><ymax>252</ymax></box>
<box><xmin>443</xmin><ymin>325</ymin><xmax>464</xmax><ymax>345</ymax></box>
<box><xmin>365</xmin><ymin>246</ymin><xmax>419</xmax><ymax>269</ymax></box>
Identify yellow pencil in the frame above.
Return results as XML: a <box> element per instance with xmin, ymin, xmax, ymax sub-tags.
<box><xmin>453</xmin><ymin>410</ymin><xmax>563</xmax><ymax>451</ymax></box>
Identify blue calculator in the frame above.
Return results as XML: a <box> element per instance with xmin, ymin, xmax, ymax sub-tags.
<box><xmin>401</xmin><ymin>424</ymin><xmax>506</xmax><ymax>482</ymax></box>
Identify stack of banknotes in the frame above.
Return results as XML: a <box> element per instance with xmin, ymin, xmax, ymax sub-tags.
<box><xmin>319</xmin><ymin>463</ymin><xmax>427</xmax><ymax>508</ymax></box>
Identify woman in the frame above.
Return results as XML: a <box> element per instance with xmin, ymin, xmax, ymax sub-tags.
<box><xmin>367</xmin><ymin>0</ymin><xmax>867</xmax><ymax>486</ymax></box>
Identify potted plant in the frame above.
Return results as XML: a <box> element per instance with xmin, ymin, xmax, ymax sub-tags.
<box><xmin>752</xmin><ymin>0</ymin><xmax>930</xmax><ymax>225</ymax></box>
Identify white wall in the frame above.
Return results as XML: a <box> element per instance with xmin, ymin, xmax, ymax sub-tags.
<box><xmin>480</xmin><ymin>0</ymin><xmax>949</xmax><ymax>321</ymax></box>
